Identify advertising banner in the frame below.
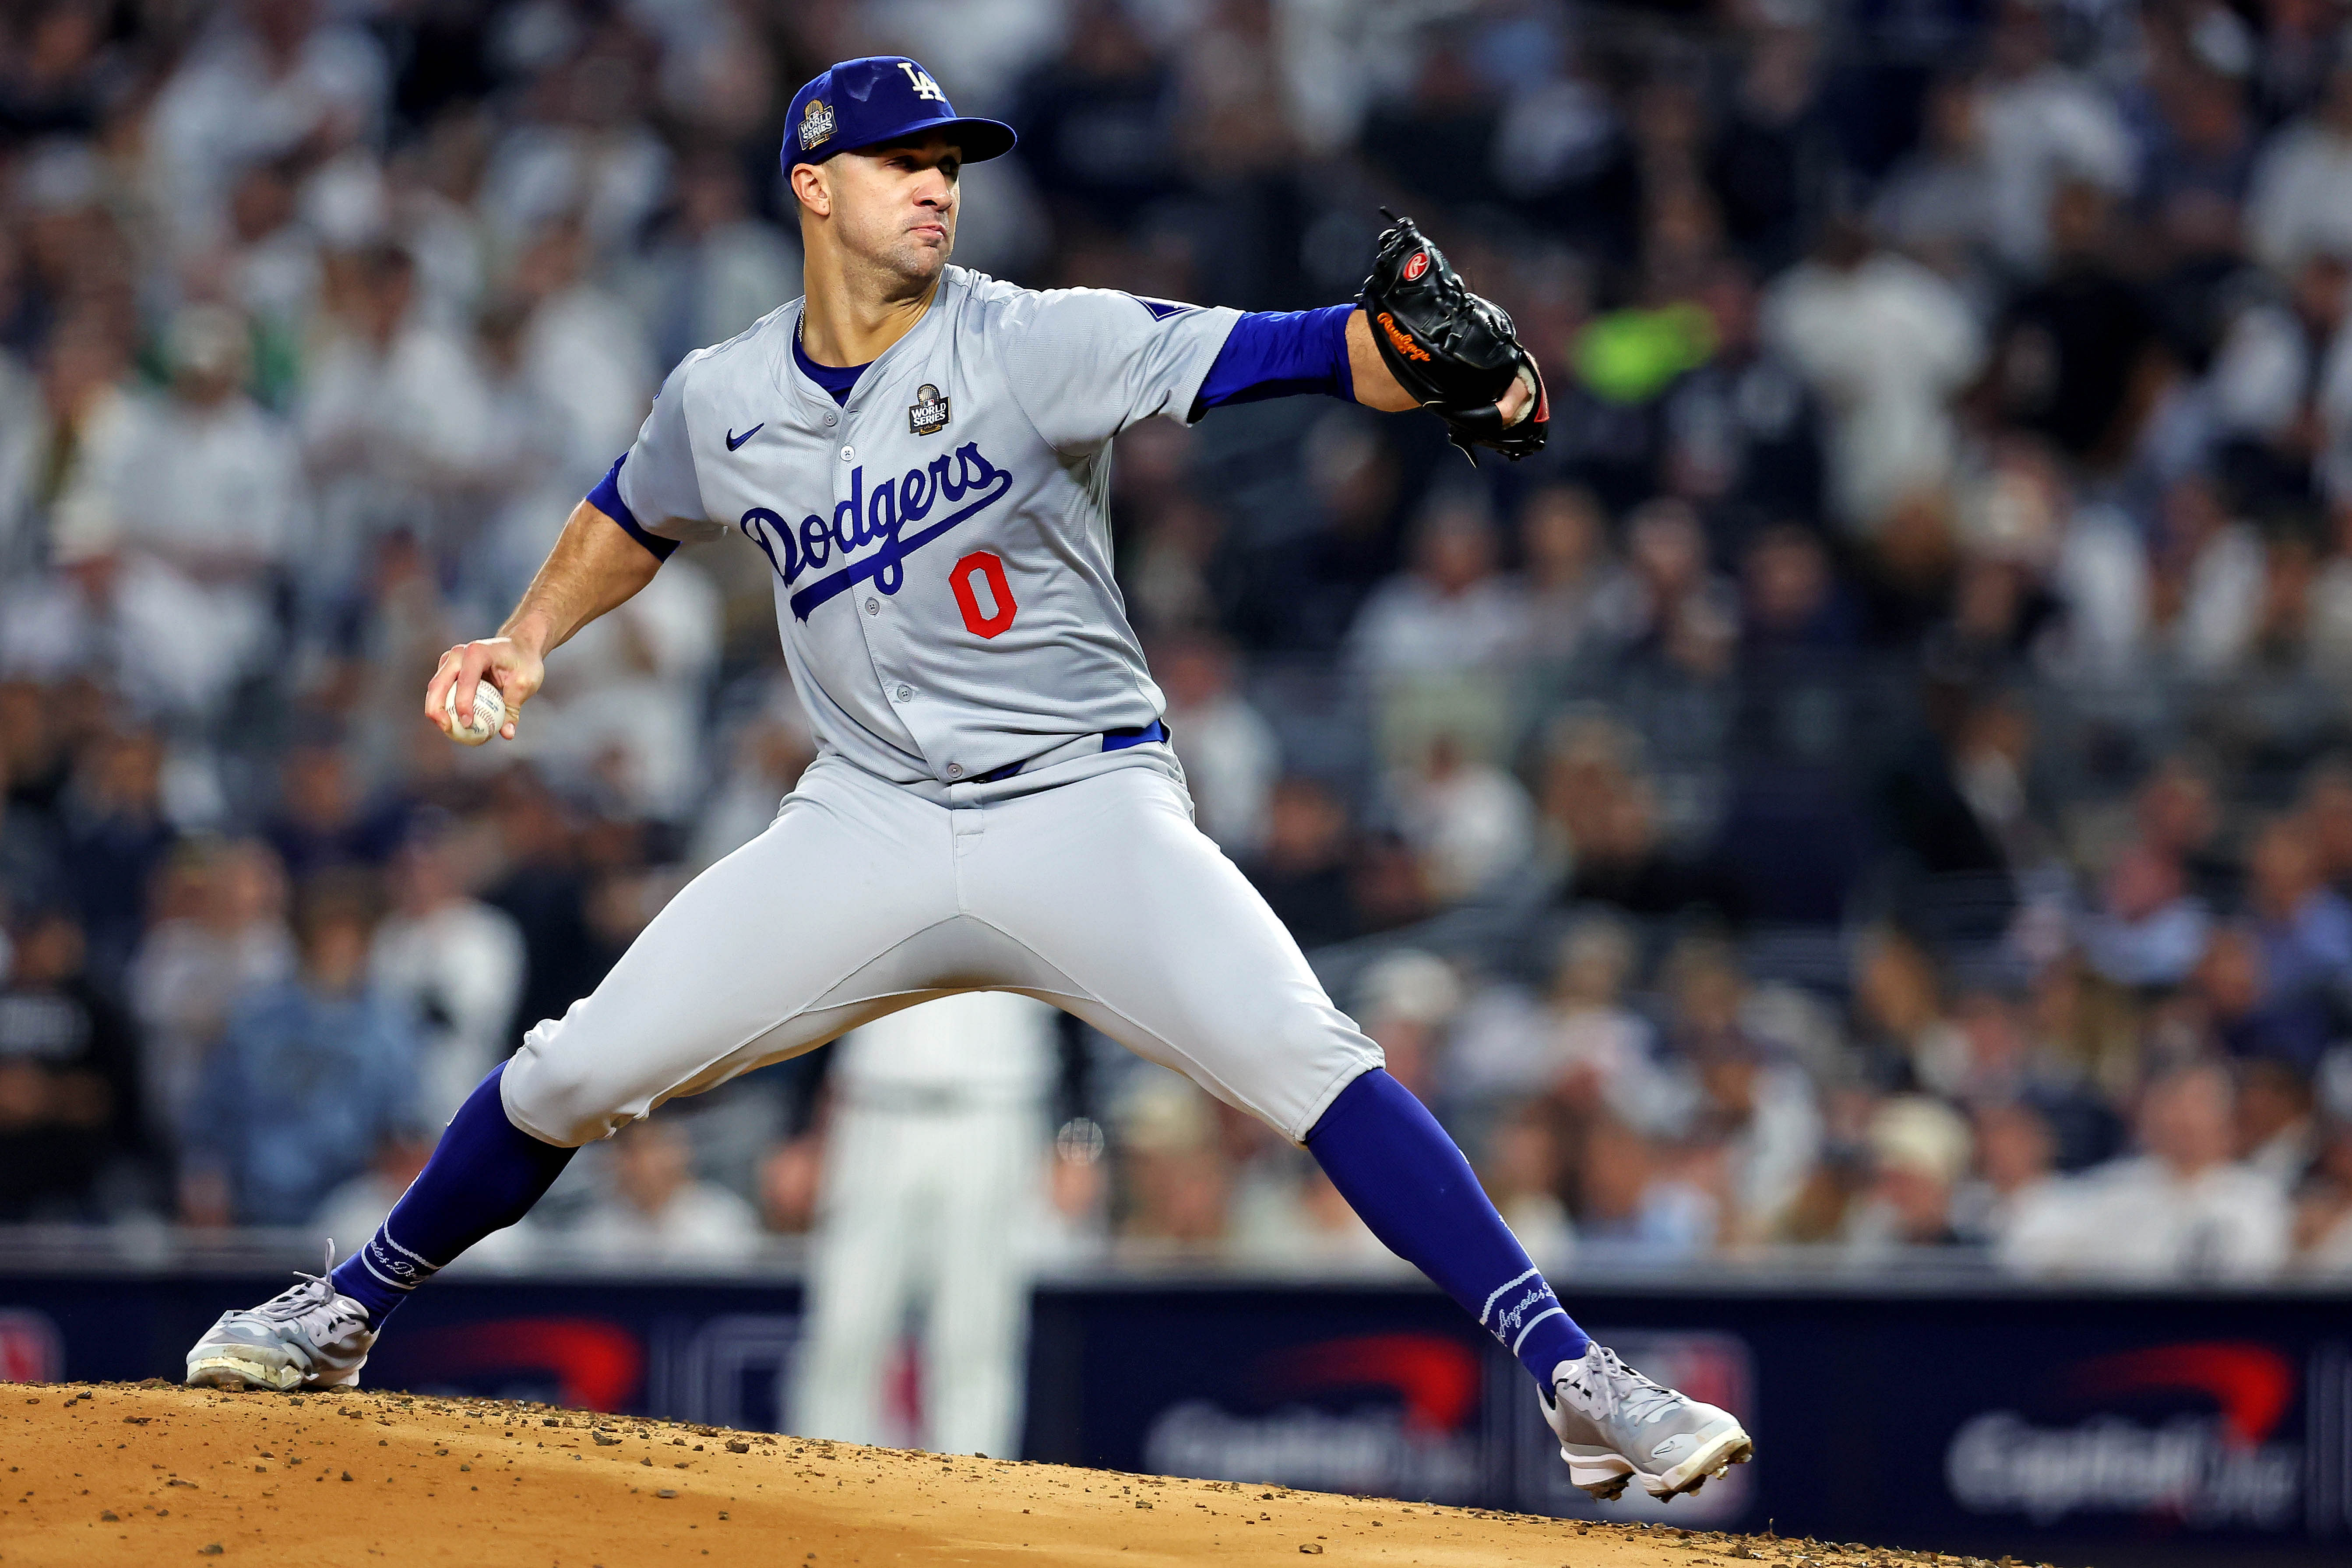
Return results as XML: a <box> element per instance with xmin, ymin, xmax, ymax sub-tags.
<box><xmin>1024</xmin><ymin>1281</ymin><xmax>2352</xmax><ymax>1564</ymax></box>
<box><xmin>3</xmin><ymin>1263</ymin><xmax>2346</xmax><ymax>1564</ymax></box>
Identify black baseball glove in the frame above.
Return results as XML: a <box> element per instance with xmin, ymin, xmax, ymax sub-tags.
<box><xmin>1357</xmin><ymin>211</ymin><xmax>1548</xmax><ymax>462</ymax></box>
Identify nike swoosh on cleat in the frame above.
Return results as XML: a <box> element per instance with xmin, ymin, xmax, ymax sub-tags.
<box><xmin>726</xmin><ymin>424</ymin><xmax>763</xmax><ymax>451</ymax></box>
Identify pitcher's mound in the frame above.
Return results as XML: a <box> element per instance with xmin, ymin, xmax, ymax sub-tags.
<box><xmin>5</xmin><ymin>1383</ymin><xmax>2021</xmax><ymax>1567</ymax></box>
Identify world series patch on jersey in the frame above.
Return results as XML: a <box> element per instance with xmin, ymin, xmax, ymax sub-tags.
<box><xmin>908</xmin><ymin>383</ymin><xmax>951</xmax><ymax>437</ymax></box>
<box><xmin>612</xmin><ymin>268</ymin><xmax>1242</xmax><ymax>798</ymax></box>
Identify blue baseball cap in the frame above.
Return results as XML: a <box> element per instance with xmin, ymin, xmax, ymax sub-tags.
<box><xmin>783</xmin><ymin>56</ymin><xmax>1016</xmax><ymax>173</ymax></box>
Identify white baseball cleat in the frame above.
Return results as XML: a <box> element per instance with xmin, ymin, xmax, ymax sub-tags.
<box><xmin>184</xmin><ymin>1244</ymin><xmax>376</xmax><ymax>1392</ymax></box>
<box><xmin>1539</xmin><ymin>1342</ymin><xmax>1754</xmax><ymax>1501</ymax></box>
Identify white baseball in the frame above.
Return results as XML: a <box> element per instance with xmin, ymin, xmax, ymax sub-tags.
<box><xmin>444</xmin><ymin>678</ymin><xmax>507</xmax><ymax>746</ymax></box>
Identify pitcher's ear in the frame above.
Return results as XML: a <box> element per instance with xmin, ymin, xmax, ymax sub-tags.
<box><xmin>790</xmin><ymin>162</ymin><xmax>832</xmax><ymax>220</ymax></box>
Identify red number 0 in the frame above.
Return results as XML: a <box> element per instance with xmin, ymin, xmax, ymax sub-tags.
<box><xmin>950</xmin><ymin>550</ymin><xmax>1018</xmax><ymax>638</ymax></box>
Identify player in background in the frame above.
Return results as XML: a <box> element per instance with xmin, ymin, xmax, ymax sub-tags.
<box><xmin>792</xmin><ymin>990</ymin><xmax>1060</xmax><ymax>1458</ymax></box>
<box><xmin>184</xmin><ymin>56</ymin><xmax>1753</xmax><ymax>1505</ymax></box>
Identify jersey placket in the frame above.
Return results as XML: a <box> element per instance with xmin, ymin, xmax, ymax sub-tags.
<box><xmin>837</xmin><ymin>370</ymin><xmax>955</xmax><ymax>783</ymax></box>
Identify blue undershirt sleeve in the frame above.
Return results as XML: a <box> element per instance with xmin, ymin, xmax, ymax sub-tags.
<box><xmin>588</xmin><ymin>455</ymin><xmax>680</xmax><ymax>563</ymax></box>
<box><xmin>1192</xmin><ymin>303</ymin><xmax>1358</xmax><ymax>413</ymax></box>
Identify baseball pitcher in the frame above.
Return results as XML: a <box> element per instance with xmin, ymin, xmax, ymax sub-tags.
<box><xmin>185</xmin><ymin>56</ymin><xmax>1751</xmax><ymax>1504</ymax></box>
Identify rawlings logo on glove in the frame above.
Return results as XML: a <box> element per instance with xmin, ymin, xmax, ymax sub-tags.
<box><xmin>1358</xmin><ymin>211</ymin><xmax>1549</xmax><ymax>463</ymax></box>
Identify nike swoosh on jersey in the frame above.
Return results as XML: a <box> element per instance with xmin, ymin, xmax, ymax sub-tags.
<box><xmin>726</xmin><ymin>424</ymin><xmax>764</xmax><ymax>451</ymax></box>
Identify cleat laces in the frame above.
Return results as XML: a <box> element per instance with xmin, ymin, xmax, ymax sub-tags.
<box><xmin>1572</xmin><ymin>1347</ymin><xmax>1680</xmax><ymax>1428</ymax></box>
<box><xmin>247</xmin><ymin>1242</ymin><xmax>359</xmax><ymax>1328</ymax></box>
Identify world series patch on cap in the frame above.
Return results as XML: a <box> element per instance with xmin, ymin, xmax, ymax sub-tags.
<box><xmin>784</xmin><ymin>56</ymin><xmax>1017</xmax><ymax>173</ymax></box>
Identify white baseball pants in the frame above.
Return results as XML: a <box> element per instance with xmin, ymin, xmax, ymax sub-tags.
<box><xmin>793</xmin><ymin>1091</ymin><xmax>1040</xmax><ymax>1455</ymax></box>
<box><xmin>500</xmin><ymin>756</ymin><xmax>1383</xmax><ymax>1147</ymax></box>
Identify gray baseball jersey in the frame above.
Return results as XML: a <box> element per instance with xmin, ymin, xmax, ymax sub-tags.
<box><xmin>613</xmin><ymin>266</ymin><xmax>1240</xmax><ymax>798</ymax></box>
<box><xmin>500</xmin><ymin>266</ymin><xmax>1381</xmax><ymax>1169</ymax></box>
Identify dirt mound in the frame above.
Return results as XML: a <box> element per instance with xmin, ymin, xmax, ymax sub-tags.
<box><xmin>4</xmin><ymin>1383</ymin><xmax>2039</xmax><ymax>1567</ymax></box>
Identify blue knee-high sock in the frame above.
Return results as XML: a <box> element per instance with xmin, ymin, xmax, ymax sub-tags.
<box><xmin>1306</xmin><ymin>1068</ymin><xmax>1591</xmax><ymax>1389</ymax></box>
<box><xmin>328</xmin><ymin>1063</ymin><xmax>576</xmax><ymax>1323</ymax></box>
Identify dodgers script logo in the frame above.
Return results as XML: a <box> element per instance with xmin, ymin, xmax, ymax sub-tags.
<box><xmin>738</xmin><ymin>442</ymin><xmax>1014</xmax><ymax>620</ymax></box>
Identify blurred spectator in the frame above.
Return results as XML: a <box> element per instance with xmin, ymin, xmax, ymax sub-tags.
<box><xmin>506</xmin><ymin>218</ymin><xmax>658</xmax><ymax>481</ymax></box>
<box><xmin>0</xmin><ymin>729</ymin><xmax>61</xmax><ymax>913</ymax></box>
<box><xmin>1514</xmin><ymin>484</ymin><xmax>1639</xmax><ymax>669</ymax></box>
<box><xmin>264</xmin><ymin>732</ymin><xmax>405</xmax><ymax>881</ymax></box>
<box><xmin>144</xmin><ymin>0</ymin><xmax>389</xmax><ymax>252</ymax></box>
<box><xmin>523</xmin><ymin>553</ymin><xmax>722</xmax><ymax>822</ymax></box>
<box><xmin>0</xmin><ymin>906</ymin><xmax>139</xmax><ymax>1220</ymax></box>
<box><xmin>1538</xmin><ymin>714</ymin><xmax>1739</xmax><ymax>920</ymax></box>
<box><xmin>1658</xmin><ymin>937</ymin><xmax>1822</xmax><ymax>1240</ymax></box>
<box><xmin>1386</xmin><ymin>730</ymin><xmax>1535</xmax><ymax>905</ymax></box>
<box><xmin>1350</xmin><ymin>490</ymin><xmax>1528</xmax><ymax>763</ymax></box>
<box><xmin>179</xmin><ymin>872</ymin><xmax>419</xmax><ymax>1227</ymax></box>
<box><xmin>1844</xmin><ymin>1094</ymin><xmax>1974</xmax><ymax>1254</ymax></box>
<box><xmin>483</xmin><ymin>768</ymin><xmax>602</xmax><ymax>1045</ymax></box>
<box><xmin>1573</xmin><ymin>1115</ymin><xmax>1718</xmax><ymax>1261</ymax></box>
<box><xmin>1663</xmin><ymin>264</ymin><xmax>1828</xmax><ymax>533</ymax></box>
<box><xmin>1985</xmin><ymin>180</ymin><xmax>2165</xmax><ymax>469</ymax></box>
<box><xmin>2187</xmin><ymin>922</ymin><xmax>2333</xmax><ymax>1069</ymax></box>
<box><xmin>2244</xmin><ymin>811</ymin><xmax>2352</xmax><ymax>1013</ymax></box>
<box><xmin>1851</xmin><ymin>927</ymin><xmax>1965</xmax><ymax>1092</ymax></box>
<box><xmin>1232</xmin><ymin>1153</ymin><xmax>1400</xmax><ymax>1273</ymax></box>
<box><xmin>2295</xmin><ymin>1115</ymin><xmax>2352</xmax><ymax>1272</ymax></box>
<box><xmin>1451</xmin><ymin>912</ymin><xmax>1659</xmax><ymax>1110</ymax></box>
<box><xmin>689</xmin><ymin>706</ymin><xmax>817</xmax><ymax>870</ymax></box>
<box><xmin>1243</xmin><ymin>776</ymin><xmax>1359</xmax><ymax>948</ymax></box>
<box><xmin>1974</xmin><ymin>2</ymin><xmax>2136</xmax><ymax>276</ymax></box>
<box><xmin>627</xmin><ymin>148</ymin><xmax>802</xmax><ymax>370</ymax></box>
<box><xmin>1479</xmin><ymin>1102</ymin><xmax>1576</xmax><ymax>1272</ymax></box>
<box><xmin>757</xmin><ymin>1128</ymin><xmax>825</xmax><ymax>1237</ymax></box>
<box><xmin>297</xmin><ymin>242</ymin><xmax>492</xmax><ymax>590</ymax></box>
<box><xmin>1114</xmin><ymin>1073</ymin><xmax>1232</xmax><ymax>1250</ymax></box>
<box><xmin>1762</xmin><ymin>215</ymin><xmax>1983</xmax><ymax>530</ymax></box>
<box><xmin>58</xmin><ymin>727</ymin><xmax>179</xmax><ymax>985</ymax></box>
<box><xmin>1351</xmin><ymin>949</ymin><xmax>1462</xmax><ymax>1103</ymax></box>
<box><xmin>2079</xmin><ymin>840</ymin><xmax>2213</xmax><ymax>989</ymax></box>
<box><xmin>0</xmin><ymin>5</ymin><xmax>116</xmax><ymax>148</ymax></box>
<box><xmin>2246</xmin><ymin>60</ymin><xmax>2352</xmax><ymax>274</ymax></box>
<box><xmin>1873</xmin><ymin>73</ymin><xmax>2000</xmax><ymax>296</ymax></box>
<box><xmin>1739</xmin><ymin>525</ymin><xmax>1852</xmax><ymax>652</ymax></box>
<box><xmin>2238</xmin><ymin>1056</ymin><xmax>2320</xmax><ymax>1185</ymax></box>
<box><xmin>2002</xmin><ymin>1062</ymin><xmax>2292</xmax><ymax>1280</ymax></box>
<box><xmin>1952</xmin><ymin>1099</ymin><xmax>2060</xmax><ymax>1245</ymax></box>
<box><xmin>1621</xmin><ymin>497</ymin><xmax>1738</xmax><ymax>679</ymax></box>
<box><xmin>49</xmin><ymin>304</ymin><xmax>306</xmax><ymax>723</ymax></box>
<box><xmin>130</xmin><ymin>837</ymin><xmax>295</xmax><ymax>1145</ymax></box>
<box><xmin>1011</xmin><ymin>1</ymin><xmax>1180</xmax><ymax>236</ymax></box>
<box><xmin>368</xmin><ymin>817</ymin><xmax>526</xmax><ymax>1125</ymax></box>
<box><xmin>478</xmin><ymin>46</ymin><xmax>669</xmax><ymax>265</ymax></box>
<box><xmin>570</xmin><ymin>1117</ymin><xmax>761</xmax><ymax>1266</ymax></box>
<box><xmin>1158</xmin><ymin>632</ymin><xmax>1278</xmax><ymax>859</ymax></box>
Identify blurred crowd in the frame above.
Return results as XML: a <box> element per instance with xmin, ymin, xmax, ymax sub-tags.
<box><xmin>6</xmin><ymin>0</ymin><xmax>2352</xmax><ymax>1286</ymax></box>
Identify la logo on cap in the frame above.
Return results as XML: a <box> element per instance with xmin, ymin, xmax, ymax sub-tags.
<box><xmin>798</xmin><ymin>97</ymin><xmax>836</xmax><ymax>151</ymax></box>
<box><xmin>898</xmin><ymin>62</ymin><xmax>945</xmax><ymax>101</ymax></box>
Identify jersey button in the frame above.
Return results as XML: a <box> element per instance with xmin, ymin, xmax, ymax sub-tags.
<box><xmin>944</xmin><ymin>764</ymin><xmax>964</xmax><ymax>779</ymax></box>
<box><xmin>864</xmin><ymin>597</ymin><xmax>880</xmax><ymax>616</ymax></box>
<box><xmin>823</xmin><ymin>414</ymin><xmax>838</xmax><ymax>428</ymax></box>
<box><xmin>841</xmin><ymin>444</ymin><xmax>855</xmax><ymax>461</ymax></box>
<box><xmin>894</xmin><ymin>684</ymin><xmax>913</xmax><ymax>702</ymax></box>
